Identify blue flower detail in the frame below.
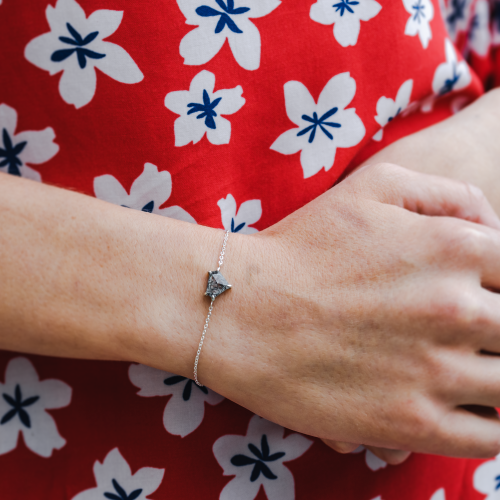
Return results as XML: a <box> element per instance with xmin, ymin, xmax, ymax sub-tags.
<box><xmin>164</xmin><ymin>375</ymin><xmax>208</xmax><ymax>401</ymax></box>
<box><xmin>297</xmin><ymin>107</ymin><xmax>341</xmax><ymax>144</ymax></box>
<box><xmin>412</xmin><ymin>0</ymin><xmax>426</xmax><ymax>23</ymax></box>
<box><xmin>231</xmin><ymin>434</ymin><xmax>286</xmax><ymax>482</ymax></box>
<box><xmin>447</xmin><ymin>0</ymin><xmax>467</xmax><ymax>26</ymax></box>
<box><xmin>387</xmin><ymin>107</ymin><xmax>402</xmax><ymax>122</ymax></box>
<box><xmin>0</xmin><ymin>128</ymin><xmax>27</xmax><ymax>176</ymax></box>
<box><xmin>51</xmin><ymin>23</ymin><xmax>106</xmax><ymax>69</ymax></box>
<box><xmin>104</xmin><ymin>479</ymin><xmax>142</xmax><ymax>500</ymax></box>
<box><xmin>187</xmin><ymin>90</ymin><xmax>222</xmax><ymax>130</ymax></box>
<box><xmin>231</xmin><ymin>218</ymin><xmax>246</xmax><ymax>233</ymax></box>
<box><xmin>121</xmin><ymin>201</ymin><xmax>155</xmax><ymax>213</ymax></box>
<box><xmin>196</xmin><ymin>0</ymin><xmax>251</xmax><ymax>34</ymax></box>
<box><xmin>332</xmin><ymin>0</ymin><xmax>360</xmax><ymax>16</ymax></box>
<box><xmin>468</xmin><ymin>13</ymin><xmax>479</xmax><ymax>40</ymax></box>
<box><xmin>440</xmin><ymin>63</ymin><xmax>461</xmax><ymax>95</ymax></box>
<box><xmin>495</xmin><ymin>474</ymin><xmax>500</xmax><ymax>491</ymax></box>
<box><xmin>141</xmin><ymin>201</ymin><xmax>154</xmax><ymax>213</ymax></box>
<box><xmin>1</xmin><ymin>384</ymin><xmax>40</xmax><ymax>428</ymax></box>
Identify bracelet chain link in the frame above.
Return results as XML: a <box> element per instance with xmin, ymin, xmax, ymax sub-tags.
<box><xmin>194</xmin><ymin>230</ymin><xmax>231</xmax><ymax>387</ymax></box>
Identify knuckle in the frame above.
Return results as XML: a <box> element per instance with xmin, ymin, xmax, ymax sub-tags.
<box><xmin>421</xmin><ymin>349</ymin><xmax>452</xmax><ymax>384</ymax></box>
<box><xmin>396</xmin><ymin>400</ymin><xmax>440</xmax><ymax>446</ymax></box>
<box><xmin>368</xmin><ymin>162</ymin><xmax>406</xmax><ymax>182</ymax></box>
<box><xmin>462</xmin><ymin>181</ymin><xmax>489</xmax><ymax>212</ymax></box>
<box><xmin>459</xmin><ymin>229</ymin><xmax>488</xmax><ymax>261</ymax></box>
<box><xmin>427</xmin><ymin>289</ymin><xmax>484</xmax><ymax>330</ymax></box>
<box><xmin>349</xmin><ymin>162</ymin><xmax>414</xmax><ymax>201</ymax></box>
<box><xmin>459</xmin><ymin>180</ymin><xmax>483</xmax><ymax>199</ymax></box>
<box><xmin>433</xmin><ymin>220</ymin><xmax>487</xmax><ymax>262</ymax></box>
<box><xmin>356</xmin><ymin>162</ymin><xmax>403</xmax><ymax>185</ymax></box>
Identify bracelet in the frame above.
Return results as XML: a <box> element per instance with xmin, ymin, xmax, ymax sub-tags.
<box><xmin>194</xmin><ymin>230</ymin><xmax>232</xmax><ymax>387</ymax></box>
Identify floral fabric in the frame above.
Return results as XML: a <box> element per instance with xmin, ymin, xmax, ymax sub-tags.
<box><xmin>0</xmin><ymin>0</ymin><xmax>498</xmax><ymax>498</ymax></box>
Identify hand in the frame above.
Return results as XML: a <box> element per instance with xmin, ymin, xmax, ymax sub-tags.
<box><xmin>341</xmin><ymin>88</ymin><xmax>500</xmax><ymax>463</ymax></box>
<box><xmin>200</xmin><ymin>163</ymin><xmax>500</xmax><ymax>458</ymax></box>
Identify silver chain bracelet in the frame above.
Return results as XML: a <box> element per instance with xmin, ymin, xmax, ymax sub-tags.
<box><xmin>194</xmin><ymin>230</ymin><xmax>232</xmax><ymax>387</ymax></box>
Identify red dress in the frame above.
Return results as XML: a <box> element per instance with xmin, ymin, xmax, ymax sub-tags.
<box><xmin>0</xmin><ymin>0</ymin><xmax>499</xmax><ymax>498</ymax></box>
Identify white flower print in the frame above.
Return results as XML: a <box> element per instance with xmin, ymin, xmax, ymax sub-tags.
<box><xmin>25</xmin><ymin>0</ymin><xmax>143</xmax><ymax>109</ymax></box>
<box><xmin>310</xmin><ymin>0</ymin><xmax>382</xmax><ymax>48</ymax></box>
<box><xmin>0</xmin><ymin>357</ymin><xmax>72</xmax><ymax>458</ymax></box>
<box><xmin>213</xmin><ymin>415</ymin><xmax>312</xmax><ymax>500</ymax></box>
<box><xmin>165</xmin><ymin>70</ymin><xmax>245</xmax><ymax>147</ymax></box>
<box><xmin>177</xmin><ymin>0</ymin><xmax>281</xmax><ymax>71</ymax></box>
<box><xmin>128</xmin><ymin>364</ymin><xmax>224</xmax><ymax>438</ymax></box>
<box><xmin>218</xmin><ymin>194</ymin><xmax>261</xmax><ymax>234</ymax></box>
<box><xmin>430</xmin><ymin>488</ymin><xmax>446</xmax><ymax>500</ymax></box>
<box><xmin>432</xmin><ymin>39</ymin><xmax>471</xmax><ymax>96</ymax></box>
<box><xmin>473</xmin><ymin>453</ymin><xmax>500</xmax><ymax>500</ymax></box>
<box><xmin>365</xmin><ymin>490</ymin><xmax>445</xmax><ymax>500</ymax></box>
<box><xmin>0</xmin><ymin>104</ymin><xmax>59</xmax><ymax>182</ymax></box>
<box><xmin>270</xmin><ymin>72</ymin><xmax>365</xmax><ymax>179</ymax></box>
<box><xmin>468</xmin><ymin>0</ymin><xmax>491</xmax><ymax>56</ymax></box>
<box><xmin>352</xmin><ymin>446</ymin><xmax>388</xmax><ymax>471</ymax></box>
<box><xmin>94</xmin><ymin>163</ymin><xmax>196</xmax><ymax>223</ymax></box>
<box><xmin>71</xmin><ymin>448</ymin><xmax>164</xmax><ymax>500</ymax></box>
<box><xmin>439</xmin><ymin>0</ymin><xmax>473</xmax><ymax>42</ymax></box>
<box><xmin>373</xmin><ymin>79</ymin><xmax>413</xmax><ymax>142</ymax></box>
<box><xmin>403</xmin><ymin>0</ymin><xmax>434</xmax><ymax>49</ymax></box>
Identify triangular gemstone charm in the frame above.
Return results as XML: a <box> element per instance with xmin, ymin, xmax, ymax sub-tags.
<box><xmin>205</xmin><ymin>271</ymin><xmax>232</xmax><ymax>299</ymax></box>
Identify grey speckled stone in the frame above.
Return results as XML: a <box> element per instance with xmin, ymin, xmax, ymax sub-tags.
<box><xmin>205</xmin><ymin>271</ymin><xmax>232</xmax><ymax>299</ymax></box>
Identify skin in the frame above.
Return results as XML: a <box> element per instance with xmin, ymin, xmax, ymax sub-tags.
<box><xmin>1</xmin><ymin>91</ymin><xmax>500</xmax><ymax>460</ymax></box>
<box><xmin>326</xmin><ymin>88</ymin><xmax>500</xmax><ymax>464</ymax></box>
<box><xmin>364</xmin><ymin>88</ymin><xmax>500</xmax><ymax>215</ymax></box>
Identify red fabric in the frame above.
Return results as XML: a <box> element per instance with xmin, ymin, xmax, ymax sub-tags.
<box><xmin>0</xmin><ymin>0</ymin><xmax>498</xmax><ymax>498</ymax></box>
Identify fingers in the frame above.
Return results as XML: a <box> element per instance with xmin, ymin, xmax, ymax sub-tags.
<box><xmin>473</xmin><ymin>289</ymin><xmax>500</xmax><ymax>351</ymax></box>
<box><xmin>433</xmin><ymin>407</ymin><xmax>500</xmax><ymax>458</ymax></box>
<box><xmin>325</xmin><ymin>409</ymin><xmax>500</xmax><ymax>459</ymax></box>
<box><xmin>348</xmin><ymin>163</ymin><xmax>500</xmax><ymax>230</ymax></box>
<box><xmin>365</xmin><ymin>446</ymin><xmax>412</xmax><ymax>466</ymax></box>
<box><xmin>477</xmin><ymin>232</ymin><xmax>500</xmax><ymax>290</ymax></box>
<box><xmin>321</xmin><ymin>439</ymin><xmax>359</xmax><ymax>454</ymax></box>
<box><xmin>321</xmin><ymin>439</ymin><xmax>412</xmax><ymax>466</ymax></box>
<box><xmin>443</xmin><ymin>223</ymin><xmax>500</xmax><ymax>290</ymax></box>
<box><xmin>447</xmin><ymin>353</ymin><xmax>500</xmax><ymax>409</ymax></box>
<box><xmin>422</xmin><ymin>218</ymin><xmax>500</xmax><ymax>290</ymax></box>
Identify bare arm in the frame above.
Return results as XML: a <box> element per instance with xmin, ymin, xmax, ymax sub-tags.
<box><xmin>0</xmin><ymin>171</ymin><xmax>235</xmax><ymax>378</ymax></box>
<box><xmin>2</xmin><ymin>157</ymin><xmax>500</xmax><ymax>460</ymax></box>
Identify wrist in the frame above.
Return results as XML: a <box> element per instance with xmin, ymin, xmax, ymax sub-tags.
<box><xmin>197</xmin><ymin>230</ymin><xmax>286</xmax><ymax>396</ymax></box>
<box><xmin>121</xmin><ymin>217</ymin><xmax>226</xmax><ymax>378</ymax></box>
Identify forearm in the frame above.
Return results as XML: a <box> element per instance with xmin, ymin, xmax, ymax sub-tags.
<box><xmin>362</xmin><ymin>89</ymin><xmax>500</xmax><ymax>214</ymax></box>
<box><xmin>0</xmin><ymin>172</ymin><xmax>241</xmax><ymax>377</ymax></box>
